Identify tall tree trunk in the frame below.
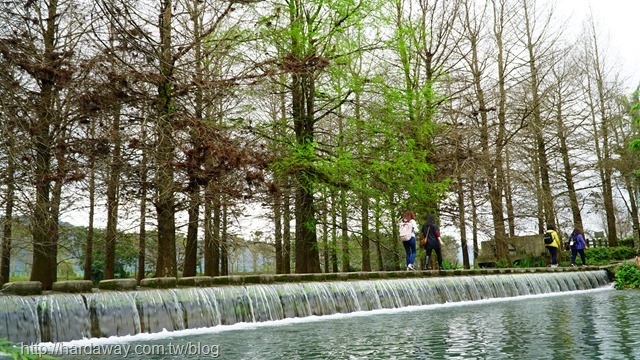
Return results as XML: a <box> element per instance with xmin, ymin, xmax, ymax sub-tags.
<box><xmin>137</xmin><ymin>122</ymin><xmax>149</xmax><ymax>283</ymax></box>
<box><xmin>30</xmin><ymin>0</ymin><xmax>59</xmax><ymax>290</ymax></box>
<box><xmin>457</xmin><ymin>175</ymin><xmax>470</xmax><ymax>269</ymax></box>
<box><xmin>504</xmin><ymin>148</ymin><xmax>516</xmax><ymax>237</ymax></box>
<box><xmin>50</xmin><ymin>173</ymin><xmax>64</xmax><ymax>284</ymax></box>
<box><xmin>1</xmin><ymin>126</ymin><xmax>15</xmax><ymax>285</ymax></box>
<box><xmin>104</xmin><ymin>106</ymin><xmax>122</xmax><ymax>280</ymax></box>
<box><xmin>182</xmin><ymin>0</ymin><xmax>207</xmax><ymax>278</ymax></box>
<box><xmin>283</xmin><ymin>183</ymin><xmax>292</xmax><ymax>274</ymax></box>
<box><xmin>469</xmin><ymin>175</ymin><xmax>479</xmax><ymax>263</ymax></box>
<box><xmin>555</xmin><ymin>93</ymin><xmax>583</xmax><ymax>230</ymax></box>
<box><xmin>211</xmin><ymin>193</ymin><xmax>221</xmax><ymax>276</ymax></box>
<box><xmin>355</xmin><ymin>91</ymin><xmax>370</xmax><ymax>272</ymax></box>
<box><xmin>590</xmin><ymin>44</ymin><xmax>617</xmax><ymax>246</ymax></box>
<box><xmin>103</xmin><ymin>5</ymin><xmax>124</xmax><ymax>280</ymax></box>
<box><xmin>360</xmin><ymin>196</ymin><xmax>370</xmax><ymax>271</ymax></box>
<box><xmin>586</xmin><ymin>71</ymin><xmax>617</xmax><ymax>246</ymax></box>
<box><xmin>279</xmin><ymin>85</ymin><xmax>291</xmax><ymax>274</ymax></box>
<box><xmin>321</xmin><ymin>192</ymin><xmax>329</xmax><ymax>273</ymax></box>
<box><xmin>532</xmin><ymin>150</ymin><xmax>545</xmax><ymax>233</ymax></box>
<box><xmin>221</xmin><ymin>200</ymin><xmax>228</xmax><ymax>275</ymax></box>
<box><xmin>203</xmin><ymin>184</ymin><xmax>214</xmax><ymax>276</ymax></box>
<box><xmin>183</xmin><ymin>187</ymin><xmax>200</xmax><ymax>277</ymax></box>
<box><xmin>340</xmin><ymin>189</ymin><xmax>349</xmax><ymax>272</ymax></box>
<box><xmin>273</xmin><ymin>186</ymin><xmax>283</xmax><ymax>274</ymax></box>
<box><xmin>330</xmin><ymin>189</ymin><xmax>339</xmax><ymax>273</ymax></box>
<box><xmin>374</xmin><ymin>199</ymin><xmax>383</xmax><ymax>271</ymax></box>
<box><xmin>490</xmin><ymin>0</ymin><xmax>508</xmax><ymax>260</ymax></box>
<box><xmin>523</xmin><ymin>3</ymin><xmax>555</xmax><ymax>226</ymax></box>
<box><xmin>460</xmin><ymin>1</ymin><xmax>483</xmax><ymax>265</ymax></box>
<box><xmin>288</xmin><ymin>1</ymin><xmax>320</xmax><ymax>274</ymax></box>
<box><xmin>294</xmin><ymin>184</ymin><xmax>319</xmax><ymax>273</ymax></box>
<box><xmin>390</xmin><ymin>194</ymin><xmax>401</xmax><ymax>269</ymax></box>
<box><xmin>84</xmin><ymin>122</ymin><xmax>96</xmax><ymax>281</ymax></box>
<box><xmin>154</xmin><ymin>0</ymin><xmax>177</xmax><ymax>277</ymax></box>
<box><xmin>463</xmin><ymin>0</ymin><xmax>507</xmax><ymax>261</ymax></box>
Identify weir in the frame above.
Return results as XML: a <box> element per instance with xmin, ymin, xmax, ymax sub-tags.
<box><xmin>0</xmin><ymin>270</ymin><xmax>611</xmax><ymax>344</ymax></box>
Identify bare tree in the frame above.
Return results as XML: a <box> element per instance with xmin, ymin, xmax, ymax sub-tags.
<box><xmin>0</xmin><ymin>0</ymin><xmax>87</xmax><ymax>289</ymax></box>
<box><xmin>580</xmin><ymin>16</ymin><xmax>620</xmax><ymax>246</ymax></box>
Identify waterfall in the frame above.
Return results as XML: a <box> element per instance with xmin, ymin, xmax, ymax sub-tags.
<box><xmin>0</xmin><ymin>270</ymin><xmax>610</xmax><ymax>344</ymax></box>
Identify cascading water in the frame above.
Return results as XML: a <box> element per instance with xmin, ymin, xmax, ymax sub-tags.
<box><xmin>0</xmin><ymin>270</ymin><xmax>611</xmax><ymax>344</ymax></box>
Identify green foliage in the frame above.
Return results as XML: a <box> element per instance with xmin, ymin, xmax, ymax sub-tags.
<box><xmin>495</xmin><ymin>258</ymin><xmax>512</xmax><ymax>268</ymax></box>
<box><xmin>513</xmin><ymin>256</ymin><xmax>546</xmax><ymax>268</ymax></box>
<box><xmin>0</xmin><ymin>339</ymin><xmax>56</xmax><ymax>359</ymax></box>
<box><xmin>611</xmin><ymin>246</ymin><xmax>638</xmax><ymax>260</ymax></box>
<box><xmin>442</xmin><ymin>259</ymin><xmax>456</xmax><ymax>270</ymax></box>
<box><xmin>58</xmin><ymin>260</ymin><xmax>78</xmax><ymax>280</ymax></box>
<box><xmin>618</xmin><ymin>236</ymin><xmax>635</xmax><ymax>248</ymax></box>
<box><xmin>614</xmin><ymin>263</ymin><xmax>640</xmax><ymax>289</ymax></box>
<box><xmin>578</xmin><ymin>246</ymin><xmax>637</xmax><ymax>265</ymax></box>
<box><xmin>584</xmin><ymin>247</ymin><xmax>612</xmax><ymax>264</ymax></box>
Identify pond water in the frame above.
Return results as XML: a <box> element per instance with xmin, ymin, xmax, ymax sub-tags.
<box><xmin>33</xmin><ymin>287</ymin><xmax>640</xmax><ymax>359</ymax></box>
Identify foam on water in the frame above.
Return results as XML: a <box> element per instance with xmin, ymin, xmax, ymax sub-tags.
<box><xmin>32</xmin><ymin>283</ymin><xmax>614</xmax><ymax>351</ymax></box>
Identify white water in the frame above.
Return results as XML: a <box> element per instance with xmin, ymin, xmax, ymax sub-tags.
<box><xmin>34</xmin><ymin>283</ymin><xmax>615</xmax><ymax>350</ymax></box>
<box><xmin>0</xmin><ymin>270</ymin><xmax>611</xmax><ymax>346</ymax></box>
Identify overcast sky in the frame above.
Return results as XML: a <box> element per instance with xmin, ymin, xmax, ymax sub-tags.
<box><xmin>556</xmin><ymin>0</ymin><xmax>640</xmax><ymax>91</ymax></box>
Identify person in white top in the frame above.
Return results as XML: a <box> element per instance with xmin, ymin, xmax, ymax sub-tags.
<box><xmin>400</xmin><ymin>210</ymin><xmax>419</xmax><ymax>270</ymax></box>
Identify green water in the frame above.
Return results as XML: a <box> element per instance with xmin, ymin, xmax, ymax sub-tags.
<box><xmin>48</xmin><ymin>288</ymin><xmax>640</xmax><ymax>359</ymax></box>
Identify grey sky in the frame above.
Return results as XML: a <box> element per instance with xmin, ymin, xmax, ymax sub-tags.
<box><xmin>557</xmin><ymin>0</ymin><xmax>640</xmax><ymax>90</ymax></box>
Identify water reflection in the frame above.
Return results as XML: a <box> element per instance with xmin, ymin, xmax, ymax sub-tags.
<box><xmin>55</xmin><ymin>289</ymin><xmax>640</xmax><ymax>360</ymax></box>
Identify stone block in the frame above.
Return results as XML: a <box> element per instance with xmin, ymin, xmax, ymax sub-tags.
<box><xmin>52</xmin><ymin>280</ymin><xmax>94</xmax><ymax>293</ymax></box>
<box><xmin>2</xmin><ymin>281</ymin><xmax>42</xmax><ymax>295</ymax></box>
<box><xmin>139</xmin><ymin>277</ymin><xmax>177</xmax><ymax>289</ymax></box>
<box><xmin>98</xmin><ymin>278</ymin><xmax>139</xmax><ymax>291</ymax></box>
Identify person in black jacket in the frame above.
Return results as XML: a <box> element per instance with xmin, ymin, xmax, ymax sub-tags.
<box><xmin>421</xmin><ymin>214</ymin><xmax>444</xmax><ymax>270</ymax></box>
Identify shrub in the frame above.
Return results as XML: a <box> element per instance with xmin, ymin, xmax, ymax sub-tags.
<box><xmin>584</xmin><ymin>247</ymin><xmax>612</xmax><ymax>265</ymax></box>
<box><xmin>618</xmin><ymin>237</ymin><xmax>635</xmax><ymax>248</ymax></box>
<box><xmin>614</xmin><ymin>263</ymin><xmax>640</xmax><ymax>289</ymax></box>
<box><xmin>513</xmin><ymin>256</ymin><xmax>546</xmax><ymax>268</ymax></box>
<box><xmin>496</xmin><ymin>258</ymin><xmax>512</xmax><ymax>268</ymax></box>
<box><xmin>611</xmin><ymin>246</ymin><xmax>637</xmax><ymax>261</ymax></box>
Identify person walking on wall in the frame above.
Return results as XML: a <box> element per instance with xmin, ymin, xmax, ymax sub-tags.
<box><xmin>569</xmin><ymin>228</ymin><xmax>587</xmax><ymax>267</ymax></box>
<box><xmin>544</xmin><ymin>224</ymin><xmax>561</xmax><ymax>267</ymax></box>
<box><xmin>399</xmin><ymin>210</ymin><xmax>419</xmax><ymax>270</ymax></box>
<box><xmin>421</xmin><ymin>214</ymin><xmax>444</xmax><ymax>270</ymax></box>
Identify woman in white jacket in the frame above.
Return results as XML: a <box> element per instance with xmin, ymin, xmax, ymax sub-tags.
<box><xmin>399</xmin><ymin>210</ymin><xmax>419</xmax><ymax>270</ymax></box>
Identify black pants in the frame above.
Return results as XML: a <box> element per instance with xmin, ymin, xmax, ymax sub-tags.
<box><xmin>546</xmin><ymin>246</ymin><xmax>558</xmax><ymax>265</ymax></box>
<box><xmin>571</xmin><ymin>248</ymin><xmax>586</xmax><ymax>265</ymax></box>
<box><xmin>425</xmin><ymin>245</ymin><xmax>443</xmax><ymax>269</ymax></box>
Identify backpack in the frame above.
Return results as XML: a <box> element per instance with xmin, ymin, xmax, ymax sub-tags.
<box><xmin>399</xmin><ymin>221</ymin><xmax>412</xmax><ymax>241</ymax></box>
<box><xmin>569</xmin><ymin>234</ymin><xmax>575</xmax><ymax>248</ymax></box>
<box><xmin>543</xmin><ymin>231</ymin><xmax>553</xmax><ymax>245</ymax></box>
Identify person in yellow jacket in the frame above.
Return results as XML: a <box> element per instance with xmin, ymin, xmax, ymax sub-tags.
<box><xmin>544</xmin><ymin>224</ymin><xmax>562</xmax><ymax>267</ymax></box>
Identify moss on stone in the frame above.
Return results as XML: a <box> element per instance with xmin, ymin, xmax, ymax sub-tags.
<box><xmin>258</xmin><ymin>275</ymin><xmax>275</xmax><ymax>284</ymax></box>
<box><xmin>177</xmin><ymin>276</ymin><xmax>213</xmax><ymax>287</ymax></box>
<box><xmin>52</xmin><ymin>280</ymin><xmax>94</xmax><ymax>293</ymax></box>
<box><xmin>210</xmin><ymin>277</ymin><xmax>230</xmax><ymax>285</ymax></box>
<box><xmin>1</xmin><ymin>281</ymin><xmax>42</xmax><ymax>296</ymax></box>
<box><xmin>98</xmin><ymin>278</ymin><xmax>138</xmax><ymax>291</ymax></box>
<box><xmin>323</xmin><ymin>273</ymin><xmax>339</xmax><ymax>281</ymax></box>
<box><xmin>228</xmin><ymin>276</ymin><xmax>245</xmax><ymax>285</ymax></box>
<box><xmin>139</xmin><ymin>277</ymin><xmax>177</xmax><ymax>289</ymax></box>
<box><xmin>242</xmin><ymin>275</ymin><xmax>261</xmax><ymax>284</ymax></box>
